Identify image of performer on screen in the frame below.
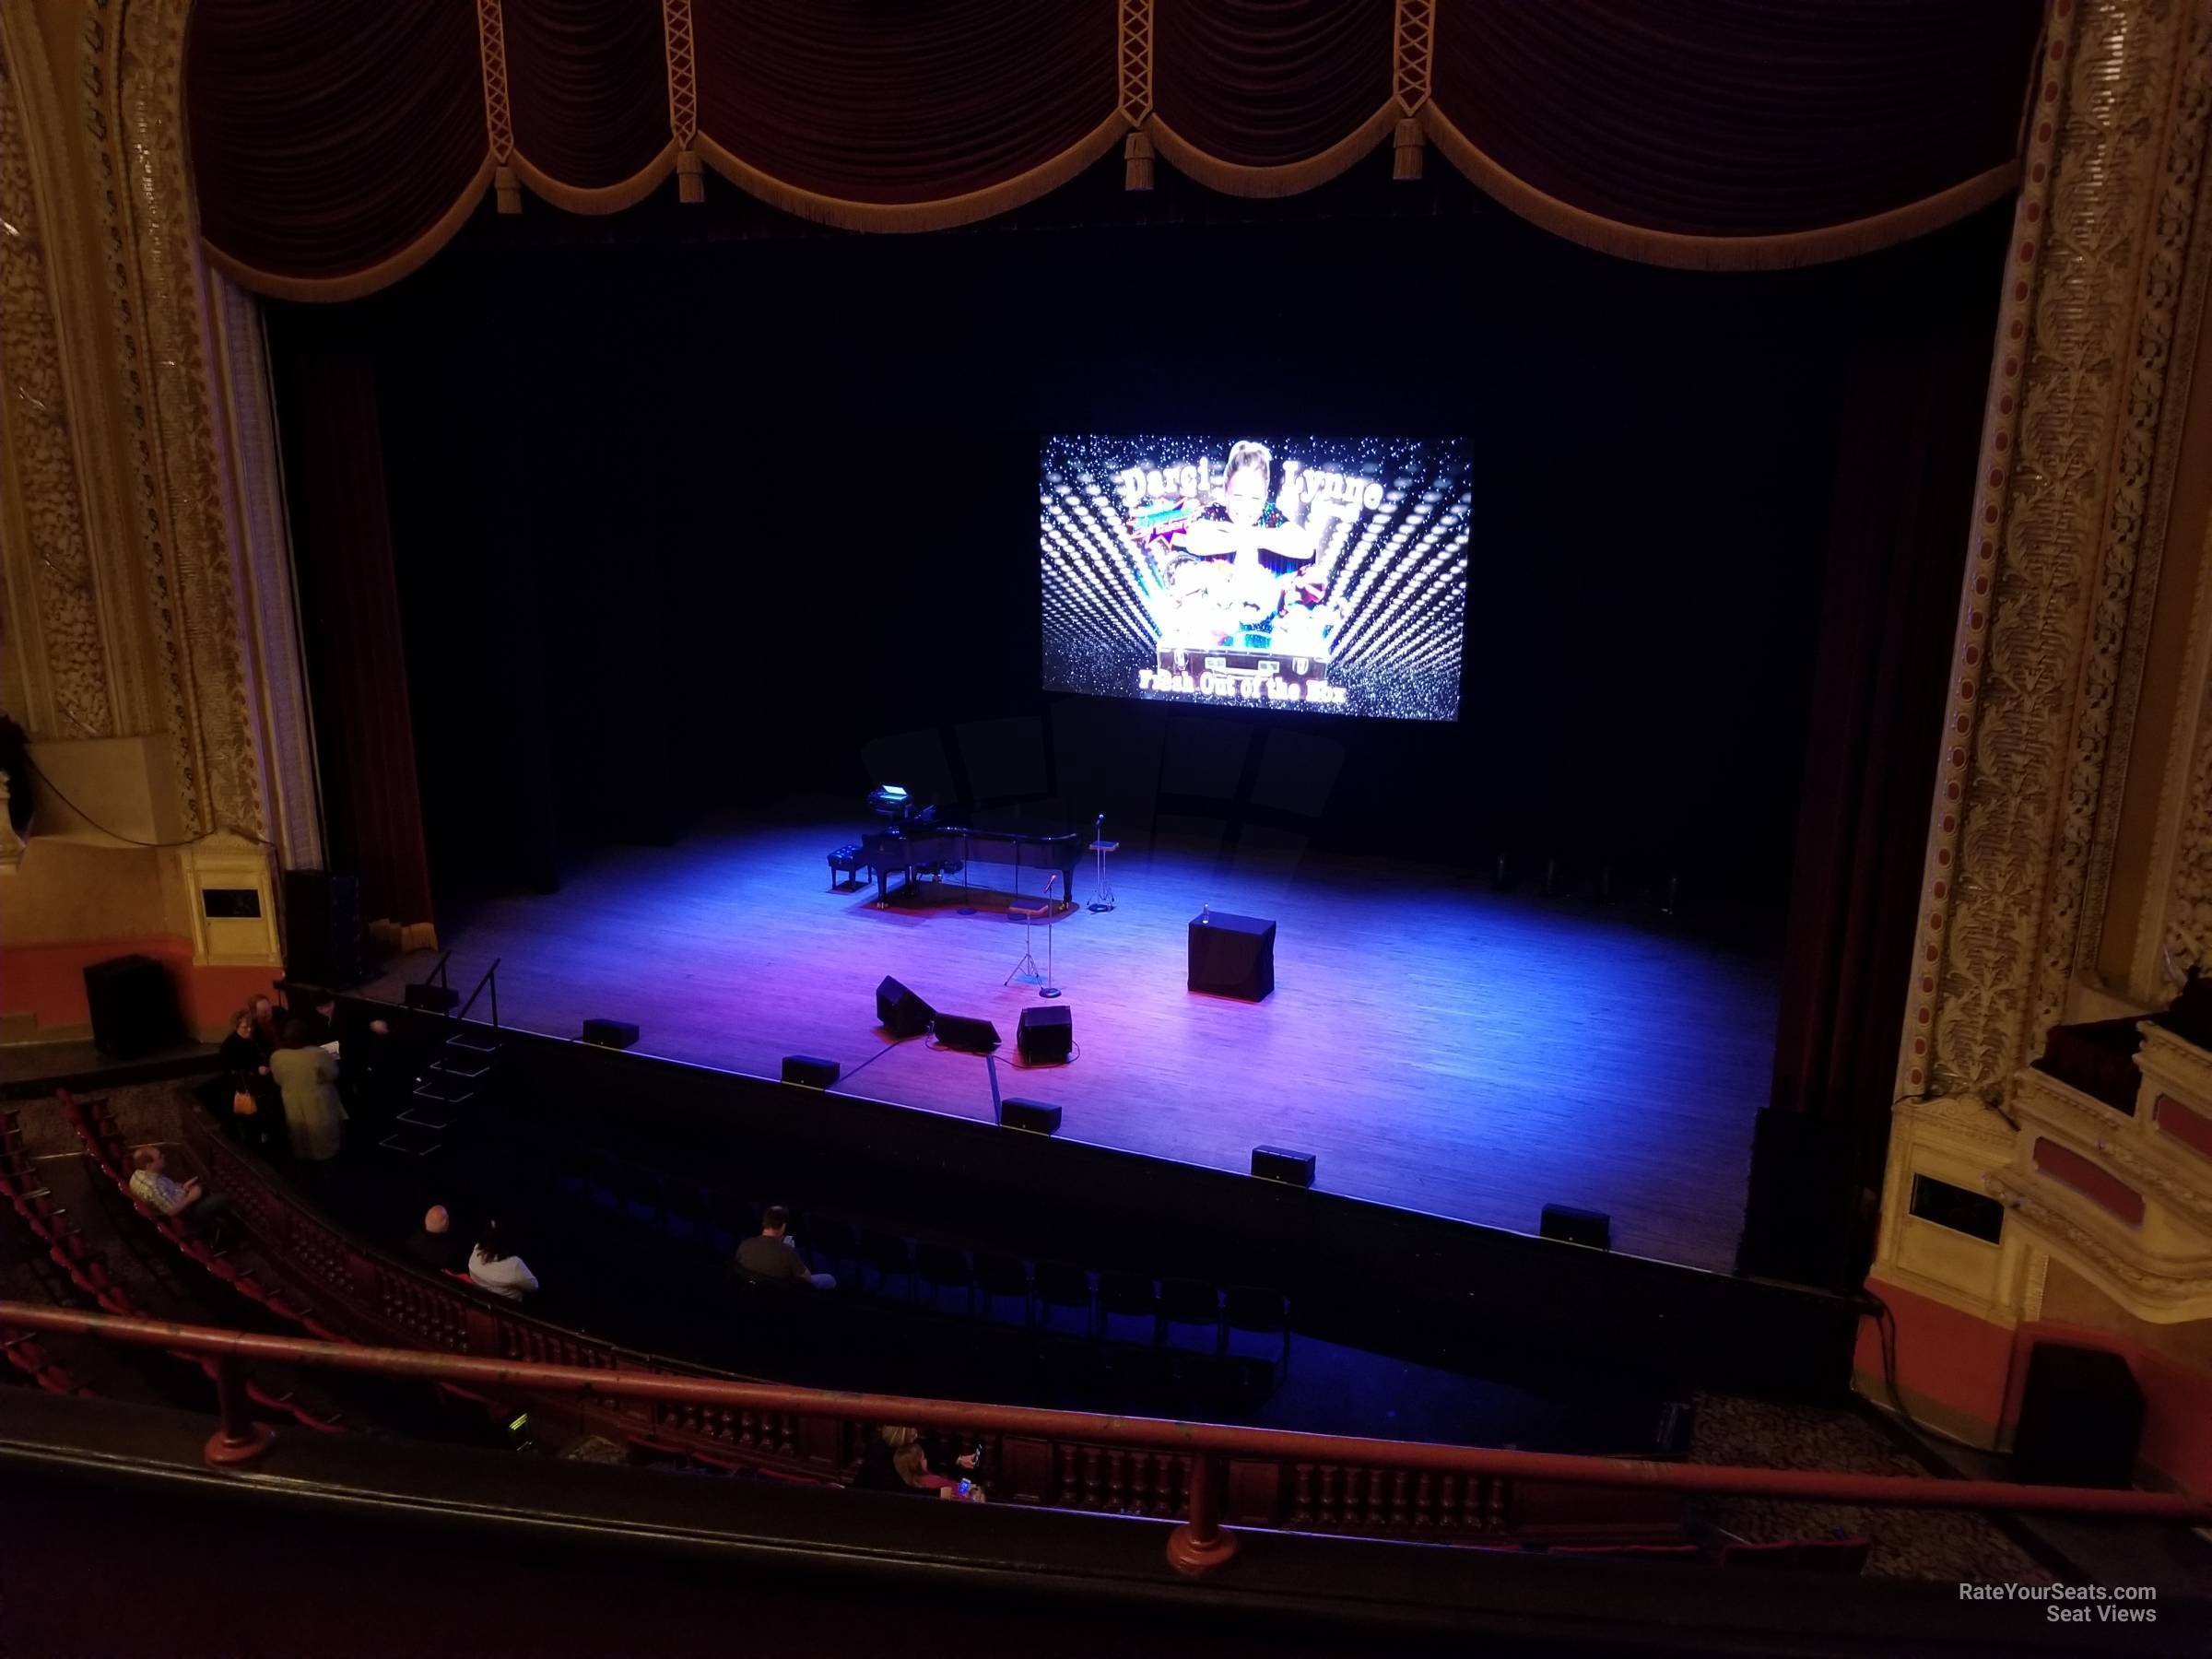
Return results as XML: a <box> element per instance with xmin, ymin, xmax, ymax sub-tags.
<box><xmin>1177</xmin><ymin>441</ymin><xmax>1335</xmax><ymax>653</ymax></box>
<box><xmin>1152</xmin><ymin>441</ymin><xmax>1297</xmax><ymax>648</ymax></box>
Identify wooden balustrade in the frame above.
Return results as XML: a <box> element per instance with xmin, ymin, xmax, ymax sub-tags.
<box><xmin>179</xmin><ymin>1114</ymin><xmax>1699</xmax><ymax>1545</ymax></box>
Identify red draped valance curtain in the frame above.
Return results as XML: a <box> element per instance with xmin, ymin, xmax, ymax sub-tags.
<box><xmin>183</xmin><ymin>0</ymin><xmax>2047</xmax><ymax>298</ymax></box>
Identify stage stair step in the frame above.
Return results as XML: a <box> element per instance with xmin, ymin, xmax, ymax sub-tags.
<box><xmin>431</xmin><ymin>1053</ymin><xmax>494</xmax><ymax>1081</ymax></box>
<box><xmin>379</xmin><ymin>1127</ymin><xmax>444</xmax><ymax>1159</ymax></box>
<box><xmin>445</xmin><ymin>1030</ymin><xmax>503</xmax><ymax>1056</ymax></box>
<box><xmin>399</xmin><ymin>1096</ymin><xmax>459</xmax><ymax>1128</ymax></box>
<box><xmin>413</xmin><ymin>1072</ymin><xmax>477</xmax><ymax>1105</ymax></box>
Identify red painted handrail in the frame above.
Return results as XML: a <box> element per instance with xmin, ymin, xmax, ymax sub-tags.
<box><xmin>6</xmin><ymin>1299</ymin><xmax>2208</xmax><ymax>1563</ymax></box>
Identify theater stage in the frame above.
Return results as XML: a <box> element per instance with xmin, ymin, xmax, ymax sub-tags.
<box><xmin>361</xmin><ymin>808</ymin><xmax>1779</xmax><ymax>1274</ymax></box>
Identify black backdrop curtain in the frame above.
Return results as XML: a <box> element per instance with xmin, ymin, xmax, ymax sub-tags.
<box><xmin>1746</xmin><ymin>238</ymin><xmax>2004</xmax><ymax>1282</ymax></box>
<box><xmin>264</xmin><ymin>306</ymin><xmax>437</xmax><ymax>931</ymax></box>
<box><xmin>272</xmin><ymin>168</ymin><xmax>2009</xmax><ymax>927</ymax></box>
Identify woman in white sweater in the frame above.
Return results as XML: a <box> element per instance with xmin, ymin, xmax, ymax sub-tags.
<box><xmin>467</xmin><ymin>1218</ymin><xmax>540</xmax><ymax>1301</ymax></box>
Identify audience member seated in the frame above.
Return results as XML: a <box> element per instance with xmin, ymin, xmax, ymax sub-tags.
<box><xmin>294</xmin><ymin>989</ymin><xmax>340</xmax><ymax>1049</ymax></box>
<box><xmin>218</xmin><ymin>1007</ymin><xmax>277</xmax><ymax>1149</ymax></box>
<box><xmin>129</xmin><ymin>1146</ymin><xmax>234</xmax><ymax>1241</ymax></box>
<box><xmin>249</xmin><ymin>994</ymin><xmax>283</xmax><ymax>1056</ymax></box>
<box><xmin>467</xmin><ymin>1218</ymin><xmax>540</xmax><ymax>1301</ymax></box>
<box><xmin>270</xmin><ymin>1019</ymin><xmax>346</xmax><ymax>1179</ymax></box>
<box><xmin>735</xmin><ymin>1204</ymin><xmax>836</xmax><ymax>1289</ymax></box>
<box><xmin>406</xmin><ymin>1205</ymin><xmax>467</xmax><ymax>1274</ymax></box>
<box><xmin>854</xmin><ymin>1425</ymin><xmax>983</xmax><ymax>1501</ymax></box>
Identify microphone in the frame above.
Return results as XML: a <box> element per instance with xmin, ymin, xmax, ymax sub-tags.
<box><xmin>1046</xmin><ymin>873</ymin><xmax>1060</xmax><ymax>891</ymax></box>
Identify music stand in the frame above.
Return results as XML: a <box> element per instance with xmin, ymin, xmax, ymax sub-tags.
<box><xmin>1087</xmin><ymin>815</ymin><xmax>1118</xmax><ymax>912</ymax></box>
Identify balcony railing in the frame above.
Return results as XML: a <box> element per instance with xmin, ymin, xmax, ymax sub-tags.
<box><xmin>4</xmin><ymin>1300</ymin><xmax>2206</xmax><ymax>1580</ymax></box>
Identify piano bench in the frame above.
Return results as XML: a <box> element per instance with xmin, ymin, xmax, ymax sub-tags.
<box><xmin>828</xmin><ymin>844</ymin><xmax>872</xmax><ymax>890</ymax></box>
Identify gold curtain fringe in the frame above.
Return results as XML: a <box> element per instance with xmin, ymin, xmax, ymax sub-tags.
<box><xmin>1124</xmin><ymin>131</ymin><xmax>1154</xmax><ymax>192</ymax></box>
<box><xmin>689</xmin><ymin>115</ymin><xmax>1124</xmax><ymax>234</ymax></box>
<box><xmin>1393</xmin><ymin>116</ymin><xmax>1424</xmax><ymax>182</ymax></box>
<box><xmin>201</xmin><ymin>156</ymin><xmax>497</xmax><ymax>304</ymax></box>
<box><xmin>1145</xmin><ymin>105</ymin><xmax>1396</xmax><ymax>199</ymax></box>
<box><xmin>510</xmin><ymin>147</ymin><xmax>677</xmax><ymax>216</ymax></box>
<box><xmin>1417</xmin><ymin>103</ymin><xmax>2021</xmax><ymax>272</ymax></box>
<box><xmin>199</xmin><ymin>108</ymin><xmax>2027</xmax><ymax>296</ymax></box>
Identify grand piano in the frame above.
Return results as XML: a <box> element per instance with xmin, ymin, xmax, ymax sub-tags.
<box><xmin>861</xmin><ymin>795</ymin><xmax>1081</xmax><ymax>908</ymax></box>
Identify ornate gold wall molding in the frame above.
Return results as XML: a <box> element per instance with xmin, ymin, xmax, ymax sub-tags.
<box><xmin>0</xmin><ymin>35</ymin><xmax>115</xmax><ymax>740</ymax></box>
<box><xmin>1903</xmin><ymin>0</ymin><xmax>2206</xmax><ymax>1104</ymax></box>
<box><xmin>2077</xmin><ymin>1</ymin><xmax>2212</xmax><ymax>1004</ymax></box>
<box><xmin>204</xmin><ymin>269</ymin><xmax>324</xmax><ymax>872</ymax></box>
<box><xmin>2163</xmin><ymin>497</ymin><xmax>2212</xmax><ymax>971</ymax></box>
<box><xmin>78</xmin><ymin>0</ymin><xmax>266</xmax><ymax>841</ymax></box>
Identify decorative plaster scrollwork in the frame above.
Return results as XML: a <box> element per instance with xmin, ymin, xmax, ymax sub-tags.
<box><xmin>78</xmin><ymin>0</ymin><xmax>265</xmax><ymax>841</ymax></box>
<box><xmin>2168</xmin><ymin>503</ymin><xmax>2212</xmax><ymax>969</ymax></box>
<box><xmin>2070</xmin><ymin>0</ymin><xmax>2212</xmax><ymax>1010</ymax></box>
<box><xmin>1912</xmin><ymin>0</ymin><xmax>2193</xmax><ymax>1103</ymax></box>
<box><xmin>0</xmin><ymin>51</ymin><xmax>115</xmax><ymax>739</ymax></box>
<box><xmin>1986</xmin><ymin>1172</ymin><xmax>2212</xmax><ymax>1305</ymax></box>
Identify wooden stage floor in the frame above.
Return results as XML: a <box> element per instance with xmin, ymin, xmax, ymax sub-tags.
<box><xmin>366</xmin><ymin>809</ymin><xmax>1778</xmax><ymax>1273</ymax></box>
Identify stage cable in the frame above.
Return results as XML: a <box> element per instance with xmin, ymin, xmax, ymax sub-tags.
<box><xmin>1852</xmin><ymin>1286</ymin><xmax>1985</xmax><ymax>1453</ymax></box>
<box><xmin>19</xmin><ymin>752</ymin><xmax>282</xmax><ymax>854</ymax></box>
<box><xmin>832</xmin><ymin>1034</ymin><xmax>914</xmax><ymax>1090</ymax></box>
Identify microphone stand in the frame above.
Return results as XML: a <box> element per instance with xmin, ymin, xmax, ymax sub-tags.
<box><xmin>1040</xmin><ymin>873</ymin><xmax>1063</xmax><ymax>998</ymax></box>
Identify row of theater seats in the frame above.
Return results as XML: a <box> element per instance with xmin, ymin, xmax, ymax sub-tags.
<box><xmin>3</xmin><ymin>1101</ymin><xmax>349</xmax><ymax>1431</ymax></box>
<box><xmin>0</xmin><ymin>1109</ymin><xmax>94</xmax><ymax>1398</ymax></box>
<box><xmin>57</xmin><ymin>1092</ymin><xmax>500</xmax><ymax>1438</ymax></box>
<box><xmin>18</xmin><ymin>1095</ymin><xmax>1872</xmax><ymax>1573</ymax></box>
<box><xmin>475</xmin><ymin>1127</ymin><xmax>1293</xmax><ymax>1372</ymax></box>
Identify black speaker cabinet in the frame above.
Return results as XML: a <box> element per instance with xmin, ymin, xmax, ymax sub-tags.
<box><xmin>581</xmin><ymin>1018</ymin><xmax>640</xmax><ymax>1049</ymax></box>
<box><xmin>1541</xmin><ymin>1203</ymin><xmax>1612</xmax><ymax>1251</ymax></box>
<box><xmin>932</xmin><ymin>1013</ymin><xmax>1000</xmax><ymax>1053</ymax></box>
<box><xmin>1000</xmin><ymin>1098</ymin><xmax>1063</xmax><ymax>1135</ymax></box>
<box><xmin>1735</xmin><ymin>1107</ymin><xmax>1858</xmax><ymax>1287</ymax></box>
<box><xmin>877</xmin><ymin>975</ymin><xmax>935</xmax><ymax>1039</ymax></box>
<box><xmin>1252</xmin><ymin>1146</ymin><xmax>1315</xmax><ymax>1187</ymax></box>
<box><xmin>2013</xmin><ymin>1342</ymin><xmax>2144</xmax><ymax>1488</ymax></box>
<box><xmin>83</xmin><ymin>954</ymin><xmax>182</xmax><ymax>1059</ymax></box>
<box><xmin>1018</xmin><ymin>1005</ymin><xmax>1073</xmax><ymax>1065</ymax></box>
<box><xmin>282</xmin><ymin>869</ymin><xmax>362</xmax><ymax>989</ymax></box>
<box><xmin>781</xmin><ymin>1054</ymin><xmax>841</xmax><ymax>1088</ymax></box>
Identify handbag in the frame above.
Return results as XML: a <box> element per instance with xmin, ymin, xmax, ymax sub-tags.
<box><xmin>232</xmin><ymin>1088</ymin><xmax>258</xmax><ymax>1118</ymax></box>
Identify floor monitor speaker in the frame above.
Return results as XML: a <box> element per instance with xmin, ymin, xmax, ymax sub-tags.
<box><xmin>1541</xmin><ymin>1204</ymin><xmax>1612</xmax><ymax>1250</ymax></box>
<box><xmin>581</xmin><ymin>1018</ymin><xmax>640</xmax><ymax>1049</ymax></box>
<box><xmin>877</xmin><ymin>975</ymin><xmax>935</xmax><ymax>1039</ymax></box>
<box><xmin>932</xmin><ymin>1013</ymin><xmax>1000</xmax><ymax>1053</ymax></box>
<box><xmin>1251</xmin><ymin>1146</ymin><xmax>1315</xmax><ymax>1187</ymax></box>
<box><xmin>781</xmin><ymin>1054</ymin><xmax>841</xmax><ymax>1088</ymax></box>
<box><xmin>1000</xmin><ymin>1098</ymin><xmax>1063</xmax><ymax>1135</ymax></box>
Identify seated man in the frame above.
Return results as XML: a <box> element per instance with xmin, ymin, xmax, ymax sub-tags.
<box><xmin>735</xmin><ymin>1204</ymin><xmax>835</xmax><ymax>1289</ymax></box>
<box><xmin>406</xmin><ymin>1204</ymin><xmax>467</xmax><ymax>1274</ymax></box>
<box><xmin>294</xmin><ymin>989</ymin><xmax>340</xmax><ymax>1050</ymax></box>
<box><xmin>129</xmin><ymin>1146</ymin><xmax>233</xmax><ymax>1241</ymax></box>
